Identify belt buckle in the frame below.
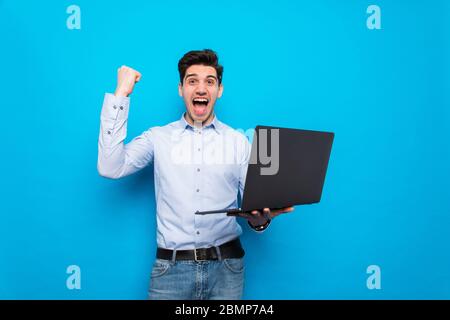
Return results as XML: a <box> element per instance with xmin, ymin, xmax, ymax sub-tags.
<box><xmin>194</xmin><ymin>248</ymin><xmax>208</xmax><ymax>262</ymax></box>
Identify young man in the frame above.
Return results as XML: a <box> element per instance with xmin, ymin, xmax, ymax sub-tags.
<box><xmin>97</xmin><ymin>49</ymin><xmax>293</xmax><ymax>300</ymax></box>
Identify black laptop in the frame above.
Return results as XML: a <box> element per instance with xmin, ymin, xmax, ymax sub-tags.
<box><xmin>195</xmin><ymin>125</ymin><xmax>334</xmax><ymax>215</ymax></box>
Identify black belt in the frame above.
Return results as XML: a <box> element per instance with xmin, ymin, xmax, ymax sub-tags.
<box><xmin>157</xmin><ymin>238</ymin><xmax>245</xmax><ymax>261</ymax></box>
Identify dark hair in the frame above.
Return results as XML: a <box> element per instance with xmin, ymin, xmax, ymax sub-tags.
<box><xmin>178</xmin><ymin>49</ymin><xmax>223</xmax><ymax>85</ymax></box>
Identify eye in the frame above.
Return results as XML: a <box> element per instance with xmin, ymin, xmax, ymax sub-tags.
<box><xmin>207</xmin><ymin>79</ymin><xmax>215</xmax><ymax>85</ymax></box>
<box><xmin>188</xmin><ymin>78</ymin><xmax>198</xmax><ymax>85</ymax></box>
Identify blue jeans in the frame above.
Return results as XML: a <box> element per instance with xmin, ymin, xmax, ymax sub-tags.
<box><xmin>148</xmin><ymin>257</ymin><xmax>244</xmax><ymax>300</ymax></box>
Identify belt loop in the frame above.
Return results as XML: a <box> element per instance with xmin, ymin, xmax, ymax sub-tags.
<box><xmin>215</xmin><ymin>245</ymin><xmax>222</xmax><ymax>261</ymax></box>
<box><xmin>171</xmin><ymin>249</ymin><xmax>177</xmax><ymax>263</ymax></box>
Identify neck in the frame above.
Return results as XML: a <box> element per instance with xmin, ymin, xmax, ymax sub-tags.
<box><xmin>184</xmin><ymin>112</ymin><xmax>215</xmax><ymax>128</ymax></box>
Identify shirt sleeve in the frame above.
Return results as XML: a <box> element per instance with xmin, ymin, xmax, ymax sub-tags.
<box><xmin>97</xmin><ymin>93</ymin><xmax>154</xmax><ymax>179</ymax></box>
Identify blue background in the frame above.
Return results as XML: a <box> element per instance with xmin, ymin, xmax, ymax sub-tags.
<box><xmin>0</xmin><ymin>0</ymin><xmax>449</xmax><ymax>299</ymax></box>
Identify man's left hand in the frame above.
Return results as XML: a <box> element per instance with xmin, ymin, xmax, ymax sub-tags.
<box><xmin>227</xmin><ymin>206</ymin><xmax>295</xmax><ymax>227</ymax></box>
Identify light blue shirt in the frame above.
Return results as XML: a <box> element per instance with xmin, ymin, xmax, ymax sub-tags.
<box><xmin>97</xmin><ymin>93</ymin><xmax>253</xmax><ymax>250</ymax></box>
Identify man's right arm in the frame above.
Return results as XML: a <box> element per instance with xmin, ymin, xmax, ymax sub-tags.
<box><xmin>97</xmin><ymin>66</ymin><xmax>154</xmax><ymax>179</ymax></box>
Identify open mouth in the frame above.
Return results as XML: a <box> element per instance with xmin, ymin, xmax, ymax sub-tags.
<box><xmin>192</xmin><ymin>97</ymin><xmax>209</xmax><ymax>107</ymax></box>
<box><xmin>192</xmin><ymin>97</ymin><xmax>209</xmax><ymax>116</ymax></box>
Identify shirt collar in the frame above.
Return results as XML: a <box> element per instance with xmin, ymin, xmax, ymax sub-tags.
<box><xmin>178</xmin><ymin>113</ymin><xmax>221</xmax><ymax>135</ymax></box>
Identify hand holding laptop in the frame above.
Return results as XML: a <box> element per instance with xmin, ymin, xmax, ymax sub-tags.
<box><xmin>227</xmin><ymin>206</ymin><xmax>295</xmax><ymax>227</ymax></box>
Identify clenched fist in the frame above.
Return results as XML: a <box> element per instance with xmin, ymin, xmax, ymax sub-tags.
<box><xmin>114</xmin><ymin>65</ymin><xmax>142</xmax><ymax>97</ymax></box>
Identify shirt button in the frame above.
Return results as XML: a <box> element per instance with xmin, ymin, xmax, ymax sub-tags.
<box><xmin>107</xmin><ymin>130</ymin><xmax>111</xmax><ymax>135</ymax></box>
<box><xmin>196</xmin><ymin>189</ymin><xmax>200</xmax><ymax>192</ymax></box>
<box><xmin>120</xmin><ymin>106</ymin><xmax>124</xmax><ymax>110</ymax></box>
<box><xmin>198</xmin><ymin>148</ymin><xmax>201</xmax><ymax>152</ymax></box>
<box><xmin>196</xmin><ymin>231</ymin><xmax>200</xmax><ymax>235</ymax></box>
<box><xmin>197</xmin><ymin>168</ymin><xmax>200</xmax><ymax>172</ymax></box>
<box><xmin>113</xmin><ymin>105</ymin><xmax>117</xmax><ymax>109</ymax></box>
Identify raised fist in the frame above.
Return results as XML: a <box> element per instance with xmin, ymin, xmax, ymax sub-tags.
<box><xmin>114</xmin><ymin>65</ymin><xmax>142</xmax><ymax>97</ymax></box>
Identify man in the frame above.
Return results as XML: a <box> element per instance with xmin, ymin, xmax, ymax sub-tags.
<box><xmin>97</xmin><ymin>49</ymin><xmax>294</xmax><ymax>300</ymax></box>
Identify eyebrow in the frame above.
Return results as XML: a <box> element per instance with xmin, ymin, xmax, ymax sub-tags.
<box><xmin>185</xmin><ymin>73</ymin><xmax>218</xmax><ymax>81</ymax></box>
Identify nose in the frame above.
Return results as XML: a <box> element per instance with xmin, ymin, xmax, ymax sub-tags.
<box><xmin>195</xmin><ymin>83</ymin><xmax>207</xmax><ymax>95</ymax></box>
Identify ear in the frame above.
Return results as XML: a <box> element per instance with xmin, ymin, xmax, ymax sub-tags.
<box><xmin>178</xmin><ymin>83</ymin><xmax>183</xmax><ymax>97</ymax></box>
<box><xmin>217</xmin><ymin>83</ymin><xmax>224</xmax><ymax>99</ymax></box>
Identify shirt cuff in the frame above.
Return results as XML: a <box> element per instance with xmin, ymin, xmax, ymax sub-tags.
<box><xmin>101</xmin><ymin>93</ymin><xmax>130</xmax><ymax>121</ymax></box>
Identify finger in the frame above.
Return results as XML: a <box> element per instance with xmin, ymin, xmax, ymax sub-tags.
<box><xmin>136</xmin><ymin>73</ymin><xmax>142</xmax><ymax>82</ymax></box>
<box><xmin>272</xmin><ymin>206</ymin><xmax>294</xmax><ymax>216</ymax></box>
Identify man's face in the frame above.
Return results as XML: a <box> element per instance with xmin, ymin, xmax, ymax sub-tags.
<box><xmin>178</xmin><ymin>64</ymin><xmax>223</xmax><ymax>126</ymax></box>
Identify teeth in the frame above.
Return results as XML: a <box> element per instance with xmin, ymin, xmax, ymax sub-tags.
<box><xmin>193</xmin><ymin>98</ymin><xmax>208</xmax><ymax>103</ymax></box>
